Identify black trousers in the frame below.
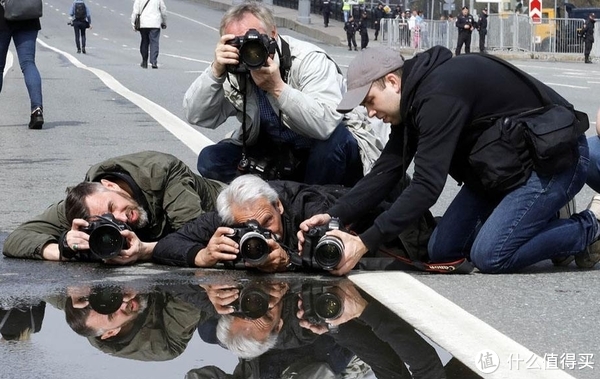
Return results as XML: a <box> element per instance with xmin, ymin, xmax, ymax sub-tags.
<box><xmin>479</xmin><ymin>29</ymin><xmax>487</xmax><ymax>52</ymax></box>
<box><xmin>455</xmin><ymin>31</ymin><xmax>472</xmax><ymax>55</ymax></box>
<box><xmin>584</xmin><ymin>38</ymin><xmax>594</xmax><ymax>60</ymax></box>
<box><xmin>73</xmin><ymin>20</ymin><xmax>87</xmax><ymax>50</ymax></box>
<box><xmin>360</xmin><ymin>31</ymin><xmax>369</xmax><ymax>49</ymax></box>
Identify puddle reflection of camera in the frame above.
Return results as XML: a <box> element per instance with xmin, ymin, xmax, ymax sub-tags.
<box><xmin>301</xmin><ymin>283</ymin><xmax>343</xmax><ymax>326</ymax></box>
<box><xmin>302</xmin><ymin>218</ymin><xmax>344</xmax><ymax>270</ymax></box>
<box><xmin>227</xmin><ymin>283</ymin><xmax>271</xmax><ymax>319</ymax></box>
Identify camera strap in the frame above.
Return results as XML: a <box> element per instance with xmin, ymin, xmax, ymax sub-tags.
<box><xmin>277</xmin><ymin>37</ymin><xmax>292</xmax><ymax>84</ymax></box>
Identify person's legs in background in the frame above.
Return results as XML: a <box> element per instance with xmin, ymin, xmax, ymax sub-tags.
<box><xmin>73</xmin><ymin>25</ymin><xmax>81</xmax><ymax>53</ymax></box>
<box><xmin>304</xmin><ymin>123</ymin><xmax>363</xmax><ymax>186</ymax></box>
<box><xmin>197</xmin><ymin>141</ymin><xmax>244</xmax><ymax>184</ymax></box>
<box><xmin>0</xmin><ymin>30</ymin><xmax>13</xmax><ymax>93</ymax></box>
<box><xmin>148</xmin><ymin>28</ymin><xmax>160</xmax><ymax>68</ymax></box>
<box><xmin>80</xmin><ymin>24</ymin><xmax>87</xmax><ymax>53</ymax></box>
<box><xmin>139</xmin><ymin>28</ymin><xmax>150</xmax><ymax>68</ymax></box>
<box><xmin>12</xmin><ymin>29</ymin><xmax>43</xmax><ymax>129</ymax></box>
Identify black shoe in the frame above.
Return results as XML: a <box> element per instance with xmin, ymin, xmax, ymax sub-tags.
<box><xmin>586</xmin><ymin>60</ymin><xmax>593</xmax><ymax>64</ymax></box>
<box><xmin>348</xmin><ymin>48</ymin><xmax>352</xmax><ymax>51</ymax></box>
<box><xmin>82</xmin><ymin>48</ymin><xmax>86</xmax><ymax>54</ymax></box>
<box><xmin>354</xmin><ymin>47</ymin><xmax>358</xmax><ymax>51</ymax></box>
<box><xmin>151</xmin><ymin>64</ymin><xmax>158</xmax><ymax>69</ymax></box>
<box><xmin>28</xmin><ymin>107</ymin><xmax>44</xmax><ymax>130</ymax></box>
<box><xmin>141</xmin><ymin>61</ymin><xmax>148</xmax><ymax>68</ymax></box>
<box><xmin>77</xmin><ymin>49</ymin><xmax>81</xmax><ymax>54</ymax></box>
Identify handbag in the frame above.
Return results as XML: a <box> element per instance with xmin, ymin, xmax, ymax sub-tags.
<box><xmin>134</xmin><ymin>0</ymin><xmax>151</xmax><ymax>32</ymax></box>
<box><xmin>1</xmin><ymin>0</ymin><xmax>43</xmax><ymax>21</ymax></box>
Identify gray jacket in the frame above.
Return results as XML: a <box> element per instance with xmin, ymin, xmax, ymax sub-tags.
<box><xmin>183</xmin><ymin>35</ymin><xmax>383</xmax><ymax>174</ymax></box>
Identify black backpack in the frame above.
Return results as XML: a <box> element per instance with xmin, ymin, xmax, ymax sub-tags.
<box><xmin>74</xmin><ymin>2</ymin><xmax>87</xmax><ymax>20</ymax></box>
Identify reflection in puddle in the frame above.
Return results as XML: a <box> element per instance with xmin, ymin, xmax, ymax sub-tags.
<box><xmin>0</xmin><ymin>276</ymin><xmax>480</xmax><ymax>378</ymax></box>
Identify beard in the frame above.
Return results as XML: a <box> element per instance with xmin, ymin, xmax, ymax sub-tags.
<box><xmin>130</xmin><ymin>206</ymin><xmax>149</xmax><ymax>229</ymax></box>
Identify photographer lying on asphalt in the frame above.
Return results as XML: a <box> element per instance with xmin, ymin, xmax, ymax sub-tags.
<box><xmin>300</xmin><ymin>46</ymin><xmax>597</xmax><ymax>275</ymax></box>
<box><xmin>2</xmin><ymin>151</ymin><xmax>225</xmax><ymax>264</ymax></box>
<box><xmin>153</xmin><ymin>174</ymin><xmax>434</xmax><ymax>273</ymax></box>
<box><xmin>182</xmin><ymin>2</ymin><xmax>383</xmax><ymax>186</ymax></box>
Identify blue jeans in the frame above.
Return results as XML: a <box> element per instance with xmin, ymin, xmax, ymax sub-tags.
<box><xmin>429</xmin><ymin>136</ymin><xmax>596</xmax><ymax>273</ymax></box>
<box><xmin>139</xmin><ymin>28</ymin><xmax>160</xmax><ymax>65</ymax></box>
<box><xmin>0</xmin><ymin>29</ymin><xmax>43</xmax><ymax>111</ymax></box>
<box><xmin>586</xmin><ymin>135</ymin><xmax>600</xmax><ymax>192</ymax></box>
<box><xmin>197</xmin><ymin>123</ymin><xmax>363</xmax><ymax>185</ymax></box>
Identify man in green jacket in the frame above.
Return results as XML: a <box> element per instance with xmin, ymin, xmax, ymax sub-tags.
<box><xmin>2</xmin><ymin>151</ymin><xmax>225</xmax><ymax>264</ymax></box>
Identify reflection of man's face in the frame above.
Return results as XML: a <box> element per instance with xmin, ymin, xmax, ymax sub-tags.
<box><xmin>231</xmin><ymin>197</ymin><xmax>284</xmax><ymax>239</ymax></box>
<box><xmin>84</xmin><ymin>295</ymin><xmax>147</xmax><ymax>340</ymax></box>
<box><xmin>85</xmin><ymin>189</ymin><xmax>148</xmax><ymax>229</ymax></box>
<box><xmin>229</xmin><ymin>301</ymin><xmax>284</xmax><ymax>343</ymax></box>
<box><xmin>223</xmin><ymin>13</ymin><xmax>276</xmax><ymax>40</ymax></box>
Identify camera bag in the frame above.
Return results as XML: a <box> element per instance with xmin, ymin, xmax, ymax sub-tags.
<box><xmin>456</xmin><ymin>55</ymin><xmax>588</xmax><ymax>196</ymax></box>
<box><xmin>1</xmin><ymin>0</ymin><xmax>43</xmax><ymax>21</ymax></box>
<box><xmin>134</xmin><ymin>0</ymin><xmax>150</xmax><ymax>32</ymax></box>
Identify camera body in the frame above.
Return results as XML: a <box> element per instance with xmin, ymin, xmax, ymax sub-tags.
<box><xmin>225</xmin><ymin>28</ymin><xmax>277</xmax><ymax>74</ymax></box>
<box><xmin>227</xmin><ymin>282</ymin><xmax>271</xmax><ymax>319</ymax></box>
<box><xmin>237</xmin><ymin>151</ymin><xmax>300</xmax><ymax>181</ymax></box>
<box><xmin>302</xmin><ymin>218</ymin><xmax>344</xmax><ymax>270</ymax></box>
<box><xmin>301</xmin><ymin>283</ymin><xmax>343</xmax><ymax>327</ymax></box>
<box><xmin>81</xmin><ymin>214</ymin><xmax>131</xmax><ymax>260</ymax></box>
<box><xmin>226</xmin><ymin>219</ymin><xmax>273</xmax><ymax>265</ymax></box>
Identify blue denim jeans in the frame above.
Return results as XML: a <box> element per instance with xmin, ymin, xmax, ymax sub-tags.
<box><xmin>586</xmin><ymin>135</ymin><xmax>600</xmax><ymax>192</ymax></box>
<box><xmin>139</xmin><ymin>28</ymin><xmax>160</xmax><ymax>65</ymax></box>
<box><xmin>429</xmin><ymin>135</ymin><xmax>596</xmax><ymax>273</ymax></box>
<box><xmin>0</xmin><ymin>29</ymin><xmax>43</xmax><ymax>111</ymax></box>
<box><xmin>197</xmin><ymin>123</ymin><xmax>363</xmax><ymax>185</ymax></box>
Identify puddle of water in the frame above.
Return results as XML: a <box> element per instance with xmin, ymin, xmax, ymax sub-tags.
<box><xmin>0</xmin><ymin>276</ymin><xmax>479</xmax><ymax>379</ymax></box>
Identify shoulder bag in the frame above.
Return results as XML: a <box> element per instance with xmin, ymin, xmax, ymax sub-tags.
<box><xmin>460</xmin><ymin>55</ymin><xmax>588</xmax><ymax>196</ymax></box>
<box><xmin>134</xmin><ymin>0</ymin><xmax>150</xmax><ymax>31</ymax></box>
<box><xmin>1</xmin><ymin>0</ymin><xmax>43</xmax><ymax>21</ymax></box>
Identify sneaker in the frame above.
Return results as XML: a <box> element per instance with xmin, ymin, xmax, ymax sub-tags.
<box><xmin>140</xmin><ymin>61</ymin><xmax>148</xmax><ymax>69</ymax></box>
<box><xmin>574</xmin><ymin>194</ymin><xmax>600</xmax><ymax>268</ymax></box>
<box><xmin>82</xmin><ymin>47</ymin><xmax>86</xmax><ymax>54</ymax></box>
<box><xmin>77</xmin><ymin>49</ymin><xmax>81</xmax><ymax>54</ymax></box>
<box><xmin>151</xmin><ymin>63</ymin><xmax>158</xmax><ymax>69</ymax></box>
<box><xmin>552</xmin><ymin>198</ymin><xmax>577</xmax><ymax>266</ymax></box>
<box><xmin>28</xmin><ymin>107</ymin><xmax>44</xmax><ymax>129</ymax></box>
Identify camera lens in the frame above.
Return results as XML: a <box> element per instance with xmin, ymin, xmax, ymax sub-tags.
<box><xmin>239</xmin><ymin>232</ymin><xmax>270</xmax><ymax>265</ymax></box>
<box><xmin>314</xmin><ymin>292</ymin><xmax>343</xmax><ymax>320</ymax></box>
<box><xmin>314</xmin><ymin>236</ymin><xmax>343</xmax><ymax>270</ymax></box>
<box><xmin>239</xmin><ymin>40</ymin><xmax>268</xmax><ymax>69</ymax></box>
<box><xmin>238</xmin><ymin>286</ymin><xmax>270</xmax><ymax>319</ymax></box>
<box><xmin>88</xmin><ymin>286</ymin><xmax>124</xmax><ymax>315</ymax></box>
<box><xmin>88</xmin><ymin>225</ymin><xmax>125</xmax><ymax>259</ymax></box>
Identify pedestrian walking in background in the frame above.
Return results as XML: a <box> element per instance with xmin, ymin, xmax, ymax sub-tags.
<box><xmin>344</xmin><ymin>15</ymin><xmax>358</xmax><ymax>51</ymax></box>
<box><xmin>582</xmin><ymin>13</ymin><xmax>596</xmax><ymax>64</ymax></box>
<box><xmin>373</xmin><ymin>3</ymin><xmax>385</xmax><ymax>41</ymax></box>
<box><xmin>0</xmin><ymin>4</ymin><xmax>44</xmax><ymax>129</ymax></box>
<box><xmin>478</xmin><ymin>8</ymin><xmax>488</xmax><ymax>53</ymax></box>
<box><xmin>69</xmin><ymin>0</ymin><xmax>92</xmax><ymax>54</ymax></box>
<box><xmin>455</xmin><ymin>6</ymin><xmax>475</xmax><ymax>55</ymax></box>
<box><xmin>321</xmin><ymin>0</ymin><xmax>331</xmax><ymax>27</ymax></box>
<box><xmin>131</xmin><ymin>0</ymin><xmax>167</xmax><ymax>69</ymax></box>
<box><xmin>358</xmin><ymin>11</ymin><xmax>369</xmax><ymax>50</ymax></box>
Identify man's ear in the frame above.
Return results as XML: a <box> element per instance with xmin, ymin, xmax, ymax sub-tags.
<box><xmin>100</xmin><ymin>327</ymin><xmax>121</xmax><ymax>340</ymax></box>
<box><xmin>386</xmin><ymin>73</ymin><xmax>402</xmax><ymax>93</ymax></box>
<box><xmin>100</xmin><ymin>179</ymin><xmax>120</xmax><ymax>191</ymax></box>
<box><xmin>276</xmin><ymin>199</ymin><xmax>284</xmax><ymax>215</ymax></box>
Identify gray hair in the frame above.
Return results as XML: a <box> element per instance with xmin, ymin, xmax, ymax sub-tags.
<box><xmin>216</xmin><ymin>314</ymin><xmax>279</xmax><ymax>359</ymax></box>
<box><xmin>217</xmin><ymin>175</ymin><xmax>279</xmax><ymax>225</ymax></box>
<box><xmin>219</xmin><ymin>1</ymin><xmax>276</xmax><ymax>36</ymax></box>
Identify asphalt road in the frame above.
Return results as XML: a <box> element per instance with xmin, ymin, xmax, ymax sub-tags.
<box><xmin>1</xmin><ymin>1</ymin><xmax>600</xmax><ymax>378</ymax></box>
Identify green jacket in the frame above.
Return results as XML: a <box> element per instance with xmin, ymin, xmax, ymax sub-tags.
<box><xmin>2</xmin><ymin>151</ymin><xmax>225</xmax><ymax>260</ymax></box>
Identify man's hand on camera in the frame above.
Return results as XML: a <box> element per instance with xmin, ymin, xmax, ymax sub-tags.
<box><xmin>297</xmin><ymin>214</ymin><xmax>332</xmax><ymax>253</ymax></box>
<box><xmin>104</xmin><ymin>231</ymin><xmax>154</xmax><ymax>265</ymax></box>
<box><xmin>296</xmin><ymin>298</ymin><xmax>330</xmax><ymax>335</ymax></box>
<box><xmin>250</xmin><ymin>239</ymin><xmax>290</xmax><ymax>273</ymax></box>
<box><xmin>250</xmin><ymin>56</ymin><xmax>285</xmax><ymax>98</ymax></box>
<box><xmin>211</xmin><ymin>34</ymin><xmax>240</xmax><ymax>78</ymax></box>
<box><xmin>194</xmin><ymin>227</ymin><xmax>239</xmax><ymax>267</ymax></box>
<box><xmin>200</xmin><ymin>284</ymin><xmax>239</xmax><ymax>315</ymax></box>
<box><xmin>327</xmin><ymin>231</ymin><xmax>368</xmax><ymax>276</ymax></box>
<box><xmin>44</xmin><ymin>218</ymin><xmax>91</xmax><ymax>260</ymax></box>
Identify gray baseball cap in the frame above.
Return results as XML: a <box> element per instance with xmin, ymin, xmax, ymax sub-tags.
<box><xmin>337</xmin><ymin>47</ymin><xmax>405</xmax><ymax>113</ymax></box>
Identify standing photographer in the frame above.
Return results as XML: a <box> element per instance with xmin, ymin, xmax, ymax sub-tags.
<box><xmin>68</xmin><ymin>0</ymin><xmax>91</xmax><ymax>54</ymax></box>
<box><xmin>183</xmin><ymin>2</ymin><xmax>382</xmax><ymax>186</ymax></box>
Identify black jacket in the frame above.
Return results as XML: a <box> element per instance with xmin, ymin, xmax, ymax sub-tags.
<box><xmin>153</xmin><ymin>181</ymin><xmax>348</xmax><ymax>266</ymax></box>
<box><xmin>583</xmin><ymin>18</ymin><xmax>596</xmax><ymax>42</ymax></box>
<box><xmin>455</xmin><ymin>13</ymin><xmax>475</xmax><ymax>33</ymax></box>
<box><xmin>328</xmin><ymin>46</ymin><xmax>575</xmax><ymax>254</ymax></box>
<box><xmin>478</xmin><ymin>13</ymin><xmax>488</xmax><ymax>31</ymax></box>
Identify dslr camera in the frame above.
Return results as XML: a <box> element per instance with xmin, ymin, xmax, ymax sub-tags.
<box><xmin>81</xmin><ymin>214</ymin><xmax>131</xmax><ymax>260</ymax></box>
<box><xmin>227</xmin><ymin>282</ymin><xmax>271</xmax><ymax>319</ymax></box>
<box><xmin>87</xmin><ymin>285</ymin><xmax>125</xmax><ymax>315</ymax></box>
<box><xmin>225</xmin><ymin>28</ymin><xmax>277</xmax><ymax>74</ymax></box>
<box><xmin>226</xmin><ymin>219</ymin><xmax>273</xmax><ymax>265</ymax></box>
<box><xmin>301</xmin><ymin>283</ymin><xmax>343</xmax><ymax>327</ymax></box>
<box><xmin>302</xmin><ymin>217</ymin><xmax>344</xmax><ymax>270</ymax></box>
<box><xmin>237</xmin><ymin>148</ymin><xmax>300</xmax><ymax>181</ymax></box>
